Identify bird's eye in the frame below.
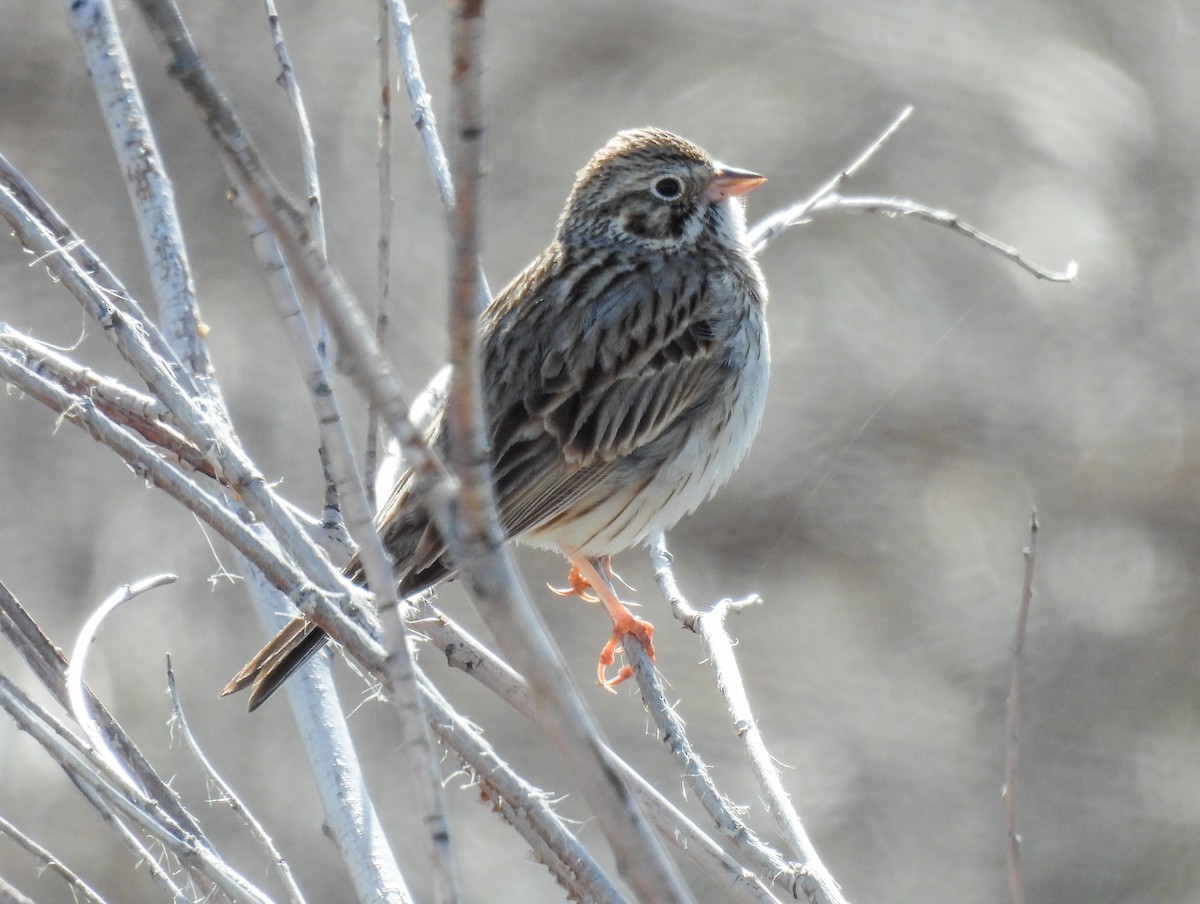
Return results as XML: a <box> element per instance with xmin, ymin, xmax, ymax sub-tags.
<box><xmin>651</xmin><ymin>176</ymin><xmax>683</xmax><ymax>200</ymax></box>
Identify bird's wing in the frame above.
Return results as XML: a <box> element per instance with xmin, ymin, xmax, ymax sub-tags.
<box><xmin>375</xmin><ymin>244</ymin><xmax>730</xmax><ymax>583</ymax></box>
<box><xmin>483</xmin><ymin>245</ymin><xmax>728</xmax><ymax>540</ymax></box>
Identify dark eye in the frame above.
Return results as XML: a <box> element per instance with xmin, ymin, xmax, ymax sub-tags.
<box><xmin>651</xmin><ymin>176</ymin><xmax>683</xmax><ymax>200</ymax></box>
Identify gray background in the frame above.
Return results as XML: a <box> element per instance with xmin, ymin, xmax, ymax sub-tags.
<box><xmin>2</xmin><ymin>1</ymin><xmax>1198</xmax><ymax>901</ymax></box>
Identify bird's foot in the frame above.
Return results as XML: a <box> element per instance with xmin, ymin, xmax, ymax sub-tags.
<box><xmin>596</xmin><ymin>609</ymin><xmax>656</xmax><ymax>690</ymax></box>
<box><xmin>556</xmin><ymin>551</ymin><xmax>658</xmax><ymax>689</ymax></box>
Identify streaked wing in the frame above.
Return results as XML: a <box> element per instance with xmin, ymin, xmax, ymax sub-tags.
<box><xmin>350</xmin><ymin>243</ymin><xmax>726</xmax><ymax>584</ymax></box>
<box><xmin>483</xmin><ymin>244</ymin><xmax>725</xmax><ymax>540</ymax></box>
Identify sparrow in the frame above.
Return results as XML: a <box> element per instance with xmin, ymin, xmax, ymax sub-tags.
<box><xmin>223</xmin><ymin>128</ymin><xmax>768</xmax><ymax>709</ymax></box>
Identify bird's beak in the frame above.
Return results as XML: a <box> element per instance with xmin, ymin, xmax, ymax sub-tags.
<box><xmin>704</xmin><ymin>166</ymin><xmax>766</xmax><ymax>201</ymax></box>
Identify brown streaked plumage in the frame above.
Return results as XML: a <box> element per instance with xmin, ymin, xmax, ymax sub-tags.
<box><xmin>223</xmin><ymin>128</ymin><xmax>769</xmax><ymax>710</ymax></box>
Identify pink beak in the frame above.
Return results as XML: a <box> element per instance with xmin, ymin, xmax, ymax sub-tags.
<box><xmin>704</xmin><ymin>166</ymin><xmax>766</xmax><ymax>201</ymax></box>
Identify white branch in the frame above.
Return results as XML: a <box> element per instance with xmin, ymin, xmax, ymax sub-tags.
<box><xmin>166</xmin><ymin>656</ymin><xmax>308</xmax><ymax>904</ymax></box>
<box><xmin>649</xmin><ymin>534</ymin><xmax>847</xmax><ymax>904</ymax></box>
<box><xmin>67</xmin><ymin>0</ymin><xmax>212</xmax><ymax>382</ymax></box>
<box><xmin>66</xmin><ymin>574</ymin><xmax>178</xmax><ymax>791</ymax></box>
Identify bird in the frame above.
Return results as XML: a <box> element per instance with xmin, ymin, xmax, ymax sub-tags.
<box><xmin>222</xmin><ymin>128</ymin><xmax>769</xmax><ymax>710</ymax></box>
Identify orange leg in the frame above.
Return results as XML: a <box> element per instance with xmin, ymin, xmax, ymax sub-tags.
<box><xmin>558</xmin><ymin>549</ymin><xmax>657</xmax><ymax>690</ymax></box>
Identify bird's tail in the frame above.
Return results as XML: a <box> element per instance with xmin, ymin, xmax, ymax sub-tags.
<box><xmin>221</xmin><ymin>500</ymin><xmax>453</xmax><ymax>710</ymax></box>
<box><xmin>219</xmin><ymin>617</ymin><xmax>332</xmax><ymax>712</ymax></box>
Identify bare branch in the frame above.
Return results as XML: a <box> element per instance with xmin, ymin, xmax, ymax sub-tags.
<box><xmin>440</xmin><ymin>4</ymin><xmax>693</xmax><ymax>899</ymax></box>
<box><xmin>649</xmin><ymin>535</ymin><xmax>848</xmax><ymax>904</ymax></box>
<box><xmin>0</xmin><ymin>580</ymin><xmax>202</xmax><ymax>839</ymax></box>
<box><xmin>0</xmin><ymin>180</ymin><xmax>352</xmax><ymax>605</ymax></box>
<box><xmin>417</xmin><ymin>671</ymin><xmax>626</xmax><ymax>904</ymax></box>
<box><xmin>367</xmin><ymin>0</ymin><xmax>397</xmax><ymax>512</ymax></box>
<box><xmin>262</xmin><ymin>0</ymin><xmax>326</xmax><ymax>257</ymax></box>
<box><xmin>0</xmin><ymin>673</ymin><xmax>274</xmax><ymax>904</ymax></box>
<box><xmin>67</xmin><ymin>0</ymin><xmax>212</xmax><ymax>382</ymax></box>
<box><xmin>166</xmin><ymin>656</ymin><xmax>308</xmax><ymax>904</ymax></box>
<box><xmin>1005</xmin><ymin>510</ymin><xmax>1038</xmax><ymax>904</ymax></box>
<box><xmin>66</xmin><ymin>574</ymin><xmax>178</xmax><ymax>791</ymax></box>
<box><xmin>813</xmin><ymin>194</ymin><xmax>1078</xmax><ymax>282</ymax></box>
<box><xmin>0</xmin><ymin>151</ymin><xmax>195</xmax><ymax>394</ymax></box>
<box><xmin>0</xmin><ymin>349</ymin><xmax>380</xmax><ymax>666</ymax></box>
<box><xmin>132</xmin><ymin>0</ymin><xmax>456</xmax><ymax>530</ymax></box>
<box><xmin>0</xmin><ymin>814</ymin><xmax>107</xmax><ymax>904</ymax></box>
<box><xmin>238</xmin><ymin>565</ymin><xmax>413</xmax><ymax>904</ymax></box>
<box><xmin>748</xmin><ymin>105</ymin><xmax>1077</xmax><ymax>284</ymax></box>
<box><xmin>0</xmin><ymin>328</ymin><xmax>218</xmax><ymax>481</ymax></box>
<box><xmin>384</xmin><ymin>0</ymin><xmax>455</xmax><ymax>215</ymax></box>
<box><xmin>414</xmin><ymin>600</ymin><xmax>783</xmax><ymax>904</ymax></box>
<box><xmin>749</xmin><ymin>105</ymin><xmax>913</xmax><ymax>253</ymax></box>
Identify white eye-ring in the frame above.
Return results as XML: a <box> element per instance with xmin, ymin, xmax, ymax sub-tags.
<box><xmin>651</xmin><ymin>176</ymin><xmax>684</xmax><ymax>200</ymax></box>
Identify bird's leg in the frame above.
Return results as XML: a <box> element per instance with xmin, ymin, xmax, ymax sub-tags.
<box><xmin>559</xmin><ymin>548</ymin><xmax>656</xmax><ymax>689</ymax></box>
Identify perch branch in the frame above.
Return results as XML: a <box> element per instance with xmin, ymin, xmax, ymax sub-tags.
<box><xmin>414</xmin><ymin>600</ymin><xmax>782</xmax><ymax>904</ymax></box>
<box><xmin>649</xmin><ymin>534</ymin><xmax>846</xmax><ymax>904</ymax></box>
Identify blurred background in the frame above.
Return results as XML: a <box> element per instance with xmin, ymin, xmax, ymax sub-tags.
<box><xmin>2</xmin><ymin>1</ymin><xmax>1198</xmax><ymax>901</ymax></box>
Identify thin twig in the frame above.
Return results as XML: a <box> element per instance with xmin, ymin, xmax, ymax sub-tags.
<box><xmin>261</xmin><ymin>0</ymin><xmax>344</xmax><ymax>539</ymax></box>
<box><xmin>0</xmin><ymin>150</ymin><xmax>195</xmax><ymax>394</ymax></box>
<box><xmin>0</xmin><ymin>328</ymin><xmax>218</xmax><ymax>482</ymax></box>
<box><xmin>1005</xmin><ymin>510</ymin><xmax>1038</xmax><ymax>904</ymax></box>
<box><xmin>0</xmin><ymin>580</ymin><xmax>202</xmax><ymax>839</ymax></box>
<box><xmin>367</xmin><ymin>0</ymin><xmax>396</xmax><ymax>514</ymax></box>
<box><xmin>747</xmin><ymin>105</ymin><xmax>1077</xmax><ymax>284</ymax></box>
<box><xmin>0</xmin><ymin>349</ymin><xmax>380</xmax><ymax>665</ymax></box>
<box><xmin>0</xmin><ymin>673</ymin><xmax>274</xmax><ymax>904</ymax></box>
<box><xmin>0</xmin><ymin>181</ymin><xmax>359</xmax><ymax>608</ymax></box>
<box><xmin>385</xmin><ymin>0</ymin><xmax>489</xmax><ymax>309</ymax></box>
<box><xmin>384</xmin><ymin>0</ymin><xmax>455</xmax><ymax>215</ymax></box>
<box><xmin>133</xmin><ymin>0</ymin><xmax>457</xmax><ymax>528</ymax></box>
<box><xmin>649</xmin><ymin>534</ymin><xmax>848</xmax><ymax>904</ymax></box>
<box><xmin>66</xmin><ymin>574</ymin><xmax>178</xmax><ymax>791</ymax></box>
<box><xmin>0</xmin><ymin>814</ymin><xmax>107</xmax><ymax>904</ymax></box>
<box><xmin>0</xmin><ymin>875</ymin><xmax>35</xmax><ymax>904</ymax></box>
<box><xmin>749</xmin><ymin>105</ymin><xmax>913</xmax><ymax>254</ymax></box>
<box><xmin>262</xmin><ymin>0</ymin><xmax>325</xmax><ymax>257</ymax></box>
<box><xmin>166</xmin><ymin>656</ymin><xmax>308</xmax><ymax>904</ymax></box>
<box><xmin>418</xmin><ymin>671</ymin><xmax>627</xmax><ymax>904</ymax></box>
<box><xmin>813</xmin><ymin>194</ymin><xmax>1078</xmax><ymax>282</ymax></box>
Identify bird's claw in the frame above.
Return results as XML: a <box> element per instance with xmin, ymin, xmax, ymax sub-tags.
<box><xmin>547</xmin><ymin>563</ymin><xmax>599</xmax><ymax>603</ymax></box>
<box><xmin>596</xmin><ymin>612</ymin><xmax>656</xmax><ymax>690</ymax></box>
